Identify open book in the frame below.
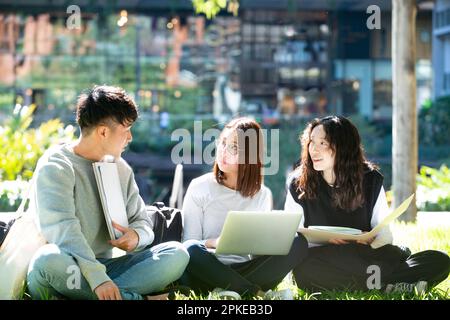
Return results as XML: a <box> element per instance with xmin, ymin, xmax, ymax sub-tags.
<box><xmin>298</xmin><ymin>194</ymin><xmax>414</xmax><ymax>244</ymax></box>
<box><xmin>92</xmin><ymin>161</ymin><xmax>129</xmax><ymax>240</ymax></box>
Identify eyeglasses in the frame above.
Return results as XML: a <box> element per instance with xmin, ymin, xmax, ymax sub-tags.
<box><xmin>216</xmin><ymin>139</ymin><xmax>240</xmax><ymax>156</ymax></box>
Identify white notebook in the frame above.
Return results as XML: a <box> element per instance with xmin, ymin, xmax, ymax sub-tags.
<box><xmin>298</xmin><ymin>194</ymin><xmax>415</xmax><ymax>244</ymax></box>
<box><xmin>92</xmin><ymin>161</ymin><xmax>129</xmax><ymax>240</ymax></box>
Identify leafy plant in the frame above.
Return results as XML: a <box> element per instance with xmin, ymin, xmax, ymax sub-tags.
<box><xmin>0</xmin><ymin>104</ymin><xmax>75</xmax><ymax>211</ymax></box>
<box><xmin>0</xmin><ymin>104</ymin><xmax>75</xmax><ymax>181</ymax></box>
<box><xmin>0</xmin><ymin>180</ymin><xmax>29</xmax><ymax>212</ymax></box>
<box><xmin>192</xmin><ymin>0</ymin><xmax>240</xmax><ymax>19</ymax></box>
<box><xmin>416</xmin><ymin>165</ymin><xmax>450</xmax><ymax>211</ymax></box>
<box><xmin>419</xmin><ymin>95</ymin><xmax>450</xmax><ymax>146</ymax></box>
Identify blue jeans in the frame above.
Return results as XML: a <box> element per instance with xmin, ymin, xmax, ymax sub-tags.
<box><xmin>179</xmin><ymin>235</ymin><xmax>308</xmax><ymax>295</ymax></box>
<box><xmin>27</xmin><ymin>241</ymin><xmax>189</xmax><ymax>300</ymax></box>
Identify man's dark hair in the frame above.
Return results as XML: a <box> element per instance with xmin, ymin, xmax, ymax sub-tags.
<box><xmin>76</xmin><ymin>85</ymin><xmax>139</xmax><ymax>134</ymax></box>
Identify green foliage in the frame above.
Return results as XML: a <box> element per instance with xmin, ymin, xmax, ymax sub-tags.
<box><xmin>192</xmin><ymin>0</ymin><xmax>239</xmax><ymax>19</ymax></box>
<box><xmin>0</xmin><ymin>104</ymin><xmax>75</xmax><ymax>181</ymax></box>
<box><xmin>170</xmin><ymin>221</ymin><xmax>449</xmax><ymax>300</ymax></box>
<box><xmin>419</xmin><ymin>95</ymin><xmax>450</xmax><ymax>146</ymax></box>
<box><xmin>0</xmin><ymin>104</ymin><xmax>75</xmax><ymax>211</ymax></box>
<box><xmin>0</xmin><ymin>180</ymin><xmax>29</xmax><ymax>212</ymax></box>
<box><xmin>130</xmin><ymin>115</ymin><xmax>217</xmax><ymax>154</ymax></box>
<box><xmin>416</xmin><ymin>165</ymin><xmax>450</xmax><ymax>211</ymax></box>
<box><xmin>130</xmin><ymin>87</ymin><xmax>212</xmax><ymax>153</ymax></box>
<box><xmin>0</xmin><ymin>90</ymin><xmax>14</xmax><ymax>111</ymax></box>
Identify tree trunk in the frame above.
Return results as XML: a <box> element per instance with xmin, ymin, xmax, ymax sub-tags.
<box><xmin>392</xmin><ymin>0</ymin><xmax>418</xmax><ymax>222</ymax></box>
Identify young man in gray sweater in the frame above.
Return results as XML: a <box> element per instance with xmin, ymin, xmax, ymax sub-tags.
<box><xmin>26</xmin><ymin>85</ymin><xmax>189</xmax><ymax>300</ymax></box>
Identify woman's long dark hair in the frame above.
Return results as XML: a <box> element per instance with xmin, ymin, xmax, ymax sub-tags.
<box><xmin>295</xmin><ymin>116</ymin><xmax>377</xmax><ymax>211</ymax></box>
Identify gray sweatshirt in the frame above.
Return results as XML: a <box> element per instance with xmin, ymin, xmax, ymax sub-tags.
<box><xmin>30</xmin><ymin>144</ymin><xmax>154</xmax><ymax>291</ymax></box>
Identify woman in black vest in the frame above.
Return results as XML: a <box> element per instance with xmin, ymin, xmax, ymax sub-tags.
<box><xmin>285</xmin><ymin>116</ymin><xmax>450</xmax><ymax>293</ymax></box>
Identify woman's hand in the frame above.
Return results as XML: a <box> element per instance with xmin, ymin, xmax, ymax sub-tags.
<box><xmin>356</xmin><ymin>232</ymin><xmax>375</xmax><ymax>245</ymax></box>
<box><xmin>205</xmin><ymin>238</ymin><xmax>219</xmax><ymax>249</ymax></box>
<box><xmin>328</xmin><ymin>232</ymin><xmax>375</xmax><ymax>246</ymax></box>
<box><xmin>328</xmin><ymin>239</ymin><xmax>350</xmax><ymax>245</ymax></box>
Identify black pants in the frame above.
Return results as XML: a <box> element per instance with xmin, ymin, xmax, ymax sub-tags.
<box><xmin>293</xmin><ymin>243</ymin><xmax>450</xmax><ymax>292</ymax></box>
<box><xmin>179</xmin><ymin>235</ymin><xmax>309</xmax><ymax>295</ymax></box>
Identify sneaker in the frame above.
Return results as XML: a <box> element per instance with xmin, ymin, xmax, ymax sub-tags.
<box><xmin>385</xmin><ymin>281</ymin><xmax>428</xmax><ymax>295</ymax></box>
<box><xmin>261</xmin><ymin>288</ymin><xmax>295</xmax><ymax>300</ymax></box>
<box><xmin>207</xmin><ymin>288</ymin><xmax>241</xmax><ymax>300</ymax></box>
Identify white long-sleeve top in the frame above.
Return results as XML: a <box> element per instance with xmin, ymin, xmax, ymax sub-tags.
<box><xmin>182</xmin><ymin>173</ymin><xmax>273</xmax><ymax>264</ymax></box>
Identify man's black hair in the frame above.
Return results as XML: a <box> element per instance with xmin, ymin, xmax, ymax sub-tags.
<box><xmin>76</xmin><ymin>85</ymin><xmax>138</xmax><ymax>134</ymax></box>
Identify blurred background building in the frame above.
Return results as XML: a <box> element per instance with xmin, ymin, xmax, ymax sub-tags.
<box><xmin>0</xmin><ymin>0</ymin><xmax>447</xmax><ymax>208</ymax></box>
<box><xmin>0</xmin><ymin>0</ymin><xmax>433</xmax><ymax>120</ymax></box>
<box><xmin>433</xmin><ymin>0</ymin><xmax>450</xmax><ymax>99</ymax></box>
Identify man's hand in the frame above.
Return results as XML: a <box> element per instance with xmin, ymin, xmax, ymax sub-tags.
<box><xmin>94</xmin><ymin>281</ymin><xmax>122</xmax><ymax>300</ymax></box>
<box><xmin>109</xmin><ymin>221</ymin><xmax>139</xmax><ymax>252</ymax></box>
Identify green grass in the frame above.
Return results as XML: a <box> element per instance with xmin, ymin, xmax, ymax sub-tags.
<box><xmin>19</xmin><ymin>221</ymin><xmax>449</xmax><ymax>300</ymax></box>
<box><xmin>391</xmin><ymin>222</ymin><xmax>449</xmax><ymax>295</ymax></box>
<box><xmin>173</xmin><ymin>221</ymin><xmax>450</xmax><ymax>300</ymax></box>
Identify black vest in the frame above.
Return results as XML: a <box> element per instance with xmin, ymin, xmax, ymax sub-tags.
<box><xmin>288</xmin><ymin>169</ymin><xmax>384</xmax><ymax>231</ymax></box>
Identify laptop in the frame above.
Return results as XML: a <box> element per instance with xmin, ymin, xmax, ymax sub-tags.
<box><xmin>215</xmin><ymin>211</ymin><xmax>301</xmax><ymax>255</ymax></box>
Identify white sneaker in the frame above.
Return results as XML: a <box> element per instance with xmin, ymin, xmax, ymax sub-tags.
<box><xmin>207</xmin><ymin>288</ymin><xmax>241</xmax><ymax>300</ymax></box>
<box><xmin>262</xmin><ymin>288</ymin><xmax>295</xmax><ymax>300</ymax></box>
<box><xmin>385</xmin><ymin>281</ymin><xmax>428</xmax><ymax>295</ymax></box>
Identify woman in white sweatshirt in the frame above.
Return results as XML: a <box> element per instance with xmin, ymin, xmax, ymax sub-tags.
<box><xmin>179</xmin><ymin>117</ymin><xmax>308</xmax><ymax>297</ymax></box>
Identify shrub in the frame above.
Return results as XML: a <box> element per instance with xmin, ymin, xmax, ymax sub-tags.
<box><xmin>0</xmin><ymin>104</ymin><xmax>75</xmax><ymax>181</ymax></box>
<box><xmin>419</xmin><ymin>96</ymin><xmax>450</xmax><ymax>146</ymax></box>
<box><xmin>0</xmin><ymin>104</ymin><xmax>75</xmax><ymax>211</ymax></box>
<box><xmin>0</xmin><ymin>180</ymin><xmax>29</xmax><ymax>212</ymax></box>
<box><xmin>416</xmin><ymin>165</ymin><xmax>450</xmax><ymax>211</ymax></box>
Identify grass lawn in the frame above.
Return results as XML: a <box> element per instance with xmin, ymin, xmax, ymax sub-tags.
<box><xmin>18</xmin><ymin>220</ymin><xmax>449</xmax><ymax>300</ymax></box>
<box><xmin>173</xmin><ymin>221</ymin><xmax>450</xmax><ymax>300</ymax></box>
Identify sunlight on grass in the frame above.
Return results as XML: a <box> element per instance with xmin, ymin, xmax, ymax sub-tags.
<box><xmin>174</xmin><ymin>221</ymin><xmax>449</xmax><ymax>300</ymax></box>
<box><xmin>391</xmin><ymin>221</ymin><xmax>450</xmax><ymax>294</ymax></box>
<box><xmin>19</xmin><ymin>221</ymin><xmax>449</xmax><ymax>300</ymax></box>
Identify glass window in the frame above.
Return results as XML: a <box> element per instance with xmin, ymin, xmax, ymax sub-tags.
<box><xmin>243</xmin><ymin>23</ymin><xmax>252</xmax><ymax>42</ymax></box>
<box><xmin>270</xmin><ymin>26</ymin><xmax>281</xmax><ymax>44</ymax></box>
<box><xmin>255</xmin><ymin>24</ymin><xmax>266</xmax><ymax>42</ymax></box>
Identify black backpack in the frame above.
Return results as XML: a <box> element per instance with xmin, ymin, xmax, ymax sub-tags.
<box><xmin>0</xmin><ymin>219</ymin><xmax>16</xmax><ymax>248</ymax></box>
<box><xmin>146</xmin><ymin>202</ymin><xmax>182</xmax><ymax>247</ymax></box>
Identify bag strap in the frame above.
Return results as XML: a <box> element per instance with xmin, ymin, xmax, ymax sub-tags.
<box><xmin>16</xmin><ymin>175</ymin><xmax>35</xmax><ymax>218</ymax></box>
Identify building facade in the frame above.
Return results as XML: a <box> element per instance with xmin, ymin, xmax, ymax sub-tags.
<box><xmin>433</xmin><ymin>0</ymin><xmax>450</xmax><ymax>98</ymax></box>
<box><xmin>0</xmin><ymin>0</ymin><xmax>434</xmax><ymax>121</ymax></box>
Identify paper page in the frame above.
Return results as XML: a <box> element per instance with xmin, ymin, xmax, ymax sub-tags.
<box><xmin>365</xmin><ymin>194</ymin><xmax>415</xmax><ymax>236</ymax></box>
<box><xmin>298</xmin><ymin>194</ymin><xmax>414</xmax><ymax>244</ymax></box>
